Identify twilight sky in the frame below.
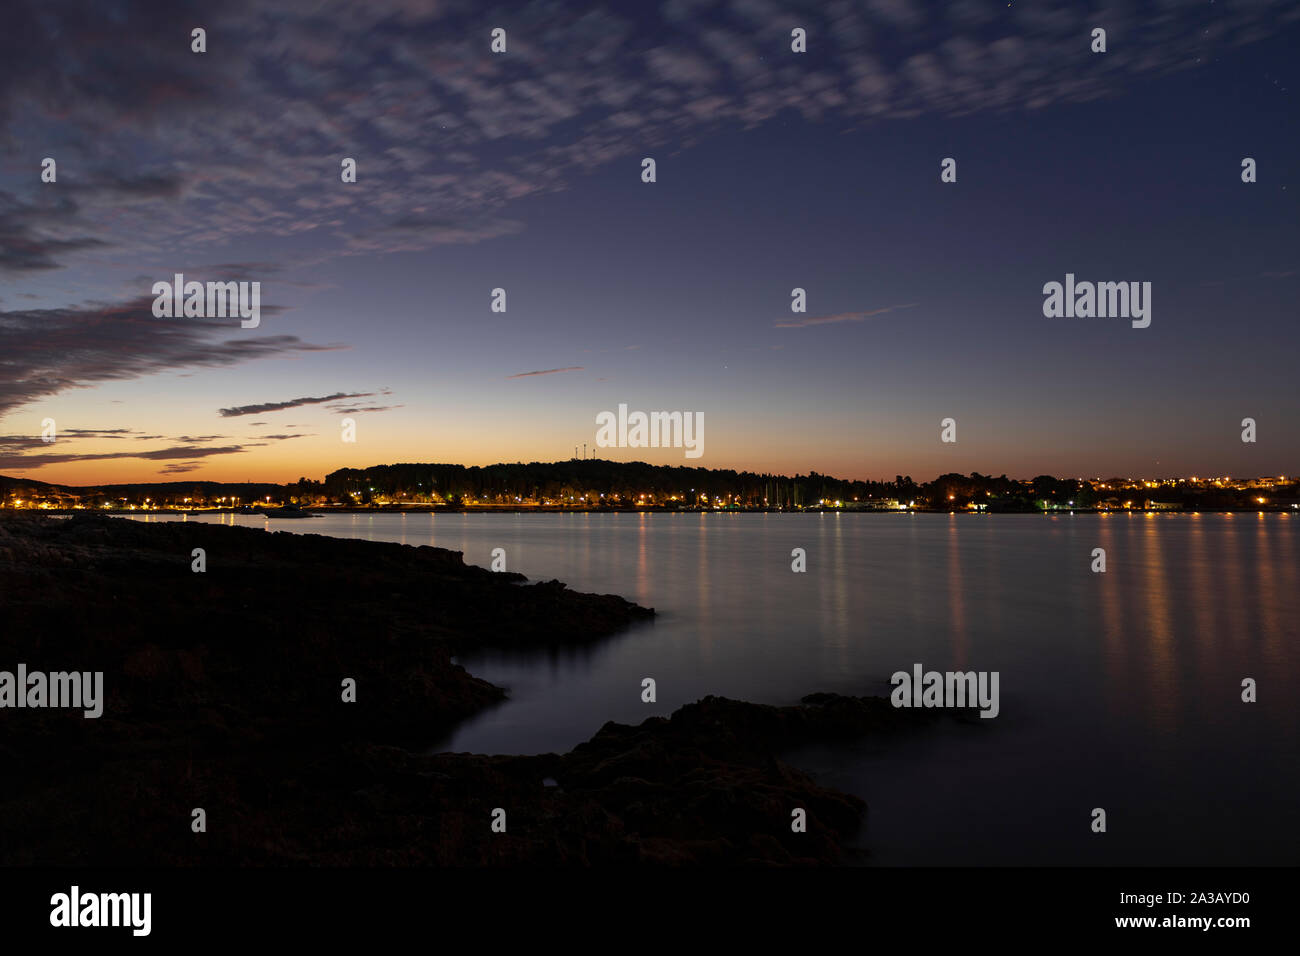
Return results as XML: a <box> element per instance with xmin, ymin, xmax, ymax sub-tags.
<box><xmin>1</xmin><ymin>0</ymin><xmax>1297</xmax><ymax>485</ymax></box>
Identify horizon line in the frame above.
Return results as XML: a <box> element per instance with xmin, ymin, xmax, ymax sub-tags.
<box><xmin>1</xmin><ymin>459</ymin><xmax>1294</xmax><ymax>491</ymax></box>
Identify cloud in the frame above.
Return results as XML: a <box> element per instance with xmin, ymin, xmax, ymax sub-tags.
<box><xmin>0</xmin><ymin>188</ymin><xmax>109</xmax><ymax>275</ymax></box>
<box><xmin>0</xmin><ymin>443</ymin><xmax>247</xmax><ymax>471</ymax></box>
<box><xmin>775</xmin><ymin>303</ymin><xmax>918</xmax><ymax>328</ymax></box>
<box><xmin>0</xmin><ymin>235</ymin><xmax>108</xmax><ymax>275</ymax></box>
<box><xmin>218</xmin><ymin>391</ymin><xmax>377</xmax><ymax>417</ymax></box>
<box><xmin>3</xmin><ymin>0</ymin><xmax>1292</xmax><ymax>277</ymax></box>
<box><xmin>62</xmin><ymin>428</ymin><xmax>137</xmax><ymax>438</ymax></box>
<box><xmin>326</xmin><ymin>404</ymin><xmax>404</xmax><ymax>414</ymax></box>
<box><xmin>0</xmin><ymin>425</ymin><xmax>307</xmax><ymax>469</ymax></box>
<box><xmin>506</xmin><ymin>366</ymin><xmax>584</xmax><ymax>379</ymax></box>
<box><xmin>0</xmin><ymin>296</ymin><xmax>345</xmax><ymax>418</ymax></box>
<box><xmin>0</xmin><ymin>429</ymin><xmax>149</xmax><ymax>450</ymax></box>
<box><xmin>0</xmin><ymin>435</ymin><xmax>50</xmax><ymax>451</ymax></box>
<box><xmin>347</xmin><ymin>214</ymin><xmax>525</xmax><ymax>252</ymax></box>
<box><xmin>62</xmin><ymin>171</ymin><xmax>192</xmax><ymax>203</ymax></box>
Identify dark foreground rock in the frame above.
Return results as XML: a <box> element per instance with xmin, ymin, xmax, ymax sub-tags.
<box><xmin>0</xmin><ymin>513</ymin><xmax>652</xmax><ymax>737</ymax></box>
<box><xmin>0</xmin><ymin>514</ymin><xmax>934</xmax><ymax>866</ymax></box>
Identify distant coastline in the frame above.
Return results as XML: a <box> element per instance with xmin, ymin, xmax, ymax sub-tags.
<box><xmin>3</xmin><ymin>458</ymin><xmax>1297</xmax><ymax>516</ymax></box>
<box><xmin>24</xmin><ymin>504</ymin><xmax>1300</xmax><ymax>517</ymax></box>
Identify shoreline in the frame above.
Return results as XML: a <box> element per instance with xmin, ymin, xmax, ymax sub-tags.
<box><xmin>0</xmin><ymin>513</ymin><xmax>945</xmax><ymax>865</ymax></box>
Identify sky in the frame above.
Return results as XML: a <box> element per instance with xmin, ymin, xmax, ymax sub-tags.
<box><xmin>1</xmin><ymin>0</ymin><xmax>1297</xmax><ymax>485</ymax></box>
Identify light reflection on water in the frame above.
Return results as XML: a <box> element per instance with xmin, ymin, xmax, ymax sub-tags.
<box><xmin>125</xmin><ymin>511</ymin><xmax>1299</xmax><ymax>864</ymax></box>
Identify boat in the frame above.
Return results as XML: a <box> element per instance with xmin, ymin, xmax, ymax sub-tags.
<box><xmin>263</xmin><ymin>503</ymin><xmax>316</xmax><ymax>519</ymax></box>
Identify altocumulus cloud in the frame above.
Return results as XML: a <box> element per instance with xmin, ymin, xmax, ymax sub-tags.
<box><xmin>4</xmin><ymin>0</ymin><xmax>1295</xmax><ymax>275</ymax></box>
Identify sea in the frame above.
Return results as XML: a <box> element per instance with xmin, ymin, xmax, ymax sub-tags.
<box><xmin>127</xmin><ymin>510</ymin><xmax>1299</xmax><ymax>865</ymax></box>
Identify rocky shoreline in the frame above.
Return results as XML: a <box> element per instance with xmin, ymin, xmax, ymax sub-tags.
<box><xmin>0</xmin><ymin>514</ymin><xmax>943</xmax><ymax>865</ymax></box>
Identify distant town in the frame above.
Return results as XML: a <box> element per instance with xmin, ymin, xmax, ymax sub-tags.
<box><xmin>2</xmin><ymin>461</ymin><xmax>1297</xmax><ymax>514</ymax></box>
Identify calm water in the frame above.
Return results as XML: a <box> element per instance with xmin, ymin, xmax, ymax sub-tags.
<box><xmin>131</xmin><ymin>511</ymin><xmax>1300</xmax><ymax>865</ymax></box>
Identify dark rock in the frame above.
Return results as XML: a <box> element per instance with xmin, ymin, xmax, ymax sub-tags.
<box><xmin>0</xmin><ymin>514</ymin><xmax>927</xmax><ymax>866</ymax></box>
